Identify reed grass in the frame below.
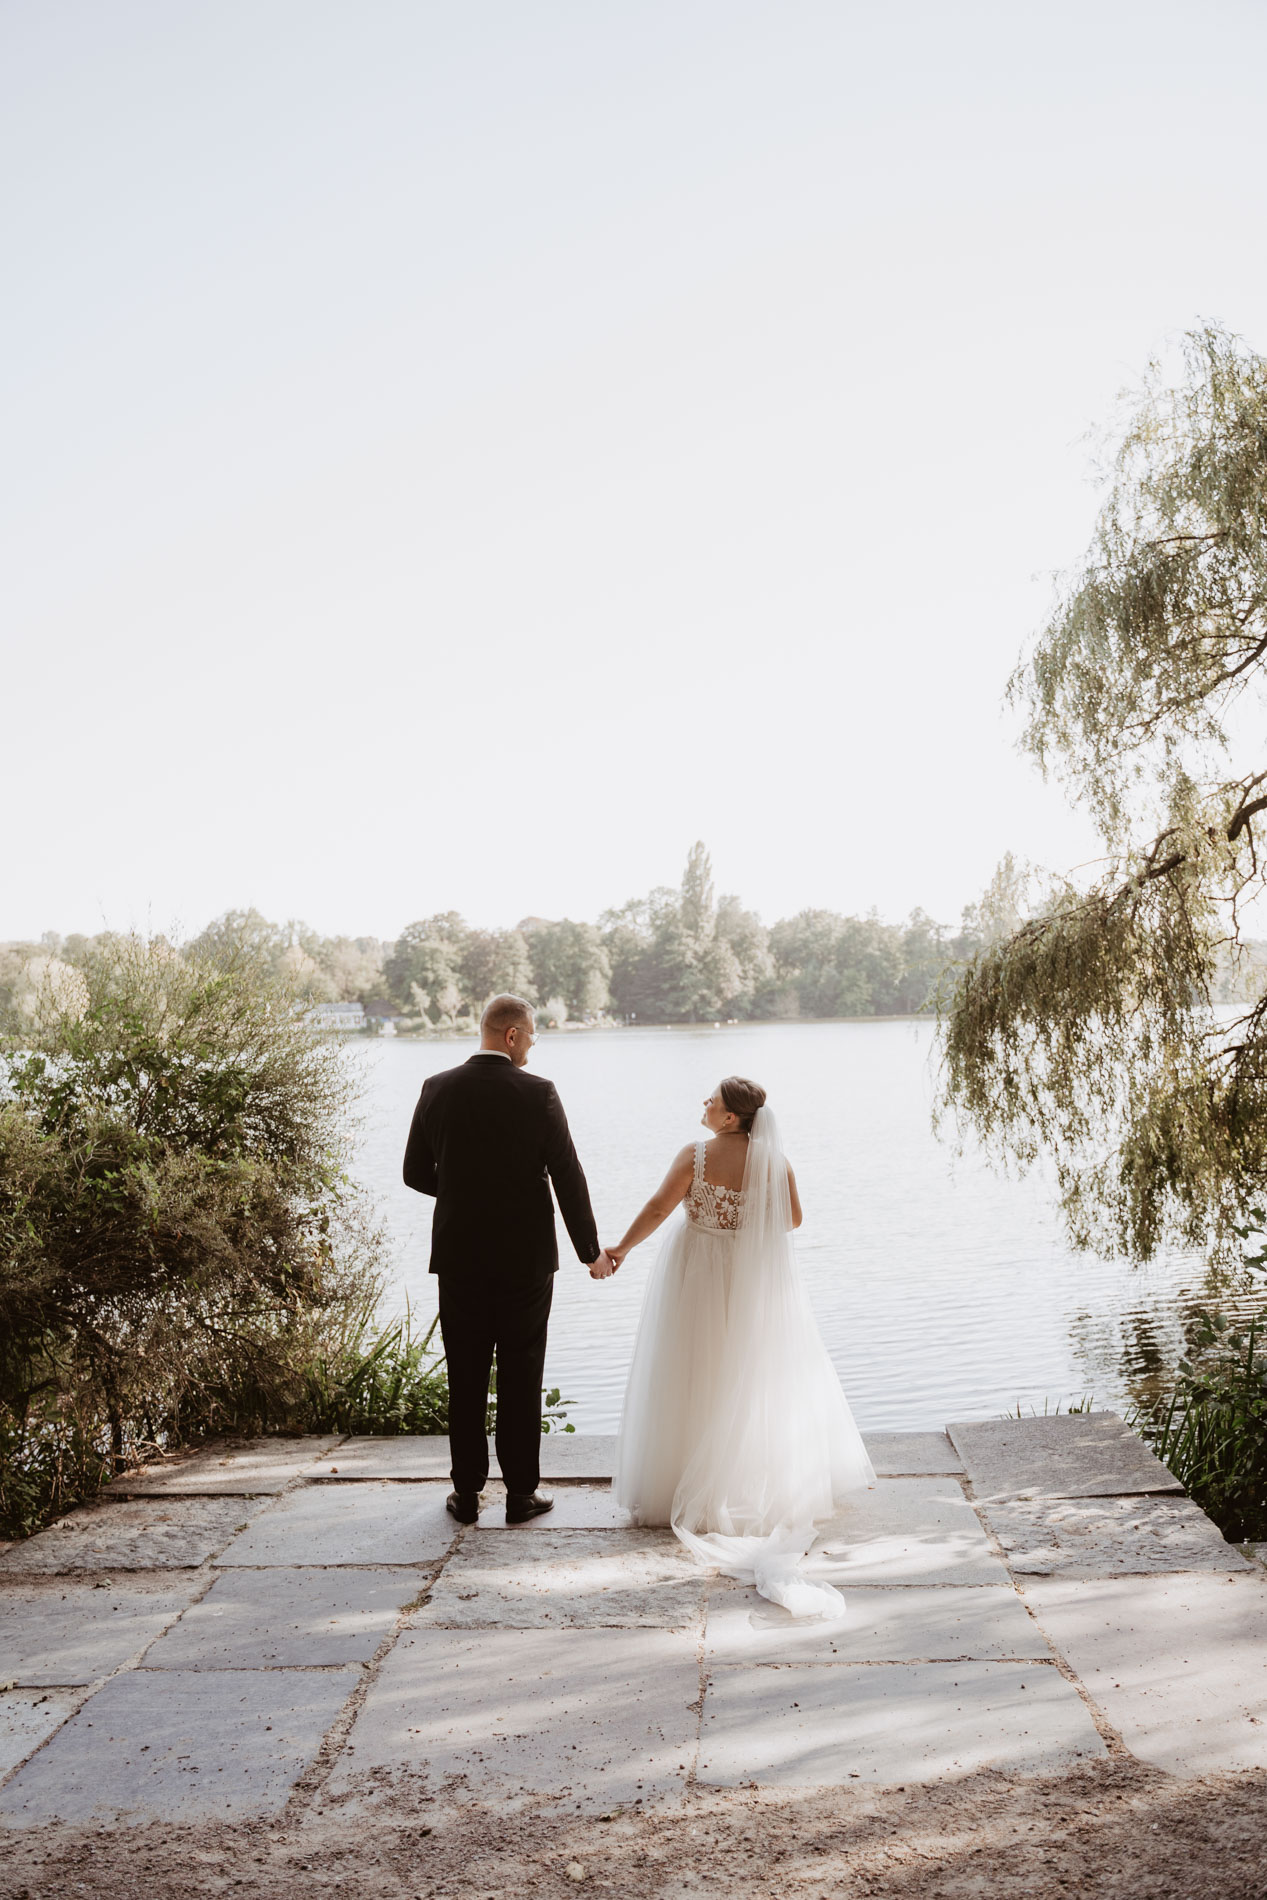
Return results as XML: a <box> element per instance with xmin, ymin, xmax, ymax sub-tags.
<box><xmin>1131</xmin><ymin>1311</ymin><xmax>1267</xmax><ymax>1543</ymax></box>
<box><xmin>0</xmin><ymin>1301</ymin><xmax>573</xmax><ymax>1541</ymax></box>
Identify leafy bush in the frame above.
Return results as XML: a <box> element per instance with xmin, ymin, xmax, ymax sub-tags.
<box><xmin>0</xmin><ymin>933</ymin><xmax>386</xmax><ymax>1537</ymax></box>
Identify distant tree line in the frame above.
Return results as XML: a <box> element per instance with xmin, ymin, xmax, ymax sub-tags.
<box><xmin>2</xmin><ymin>846</ymin><xmax>1008</xmax><ymax>1030</ymax></box>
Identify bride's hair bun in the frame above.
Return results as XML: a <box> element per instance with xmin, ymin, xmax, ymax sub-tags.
<box><xmin>719</xmin><ymin>1075</ymin><xmax>766</xmax><ymax>1133</ymax></box>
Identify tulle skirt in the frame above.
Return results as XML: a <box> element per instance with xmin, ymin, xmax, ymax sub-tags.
<box><xmin>613</xmin><ymin>1215</ymin><xmax>875</xmax><ymax>1615</ymax></box>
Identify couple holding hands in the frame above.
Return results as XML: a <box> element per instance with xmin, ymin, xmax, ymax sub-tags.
<box><xmin>403</xmin><ymin>993</ymin><xmax>873</xmax><ymax>1617</ymax></box>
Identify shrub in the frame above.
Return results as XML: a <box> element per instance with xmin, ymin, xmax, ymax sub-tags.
<box><xmin>0</xmin><ymin>933</ymin><xmax>386</xmax><ymax>1537</ymax></box>
<box><xmin>1132</xmin><ymin>1309</ymin><xmax>1267</xmax><ymax>1542</ymax></box>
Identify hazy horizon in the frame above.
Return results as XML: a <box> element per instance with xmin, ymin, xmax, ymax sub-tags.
<box><xmin>7</xmin><ymin>1</ymin><xmax>1267</xmax><ymax>942</ymax></box>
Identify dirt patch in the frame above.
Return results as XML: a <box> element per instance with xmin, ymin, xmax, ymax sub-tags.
<box><xmin>1</xmin><ymin>1761</ymin><xmax>1264</xmax><ymax>1899</ymax></box>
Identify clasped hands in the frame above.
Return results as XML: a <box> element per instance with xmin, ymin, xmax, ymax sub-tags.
<box><xmin>589</xmin><ymin>1244</ymin><xmax>627</xmax><ymax>1280</ymax></box>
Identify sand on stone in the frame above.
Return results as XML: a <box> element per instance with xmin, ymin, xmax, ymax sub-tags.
<box><xmin>814</xmin><ymin>1478</ymin><xmax>1010</xmax><ymax>1585</ymax></box>
<box><xmin>703</xmin><ymin>1580</ymin><xmax>1053</xmax><ymax>1664</ymax></box>
<box><xmin>415</xmin><ymin>1526</ymin><xmax>706</xmax><ymax>1628</ymax></box>
<box><xmin>982</xmin><ymin>1493</ymin><xmax>1251</xmax><ymax>1577</ymax></box>
<box><xmin>1023</xmin><ymin>1571</ymin><xmax>1267</xmax><ymax>1773</ymax></box>
<box><xmin>698</xmin><ymin>1658</ymin><xmax>1106</xmax><ymax>1786</ymax></box>
<box><xmin>324</xmin><ymin>1625</ymin><xmax>701</xmax><ymax>1812</ymax></box>
<box><xmin>0</xmin><ymin>1500</ymin><xmax>260</xmax><ymax>1575</ymax></box>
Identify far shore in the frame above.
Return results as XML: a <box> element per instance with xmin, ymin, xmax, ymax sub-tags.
<box><xmin>374</xmin><ymin>1013</ymin><xmax>930</xmax><ymax>1041</ymax></box>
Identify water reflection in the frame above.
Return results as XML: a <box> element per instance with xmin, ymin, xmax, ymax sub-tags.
<box><xmin>348</xmin><ymin>1023</ymin><xmax>1263</xmax><ymax>1432</ymax></box>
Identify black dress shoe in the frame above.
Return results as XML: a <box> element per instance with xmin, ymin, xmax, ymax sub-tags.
<box><xmin>505</xmin><ymin>1490</ymin><xmax>554</xmax><ymax>1524</ymax></box>
<box><xmin>446</xmin><ymin>1490</ymin><xmax>481</xmax><ymax>1523</ymax></box>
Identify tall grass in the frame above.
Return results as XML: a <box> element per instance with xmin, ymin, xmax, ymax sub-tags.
<box><xmin>301</xmin><ymin>1301</ymin><xmax>454</xmax><ymax>1436</ymax></box>
<box><xmin>0</xmin><ymin>1302</ymin><xmax>573</xmax><ymax>1542</ymax></box>
<box><xmin>1131</xmin><ymin>1310</ymin><xmax>1267</xmax><ymax>1542</ymax></box>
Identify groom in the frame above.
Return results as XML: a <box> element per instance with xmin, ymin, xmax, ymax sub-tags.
<box><xmin>402</xmin><ymin>993</ymin><xmax>613</xmax><ymax>1524</ymax></box>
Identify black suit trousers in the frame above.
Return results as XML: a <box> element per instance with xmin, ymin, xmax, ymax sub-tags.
<box><xmin>437</xmin><ymin>1274</ymin><xmax>554</xmax><ymax>1496</ymax></box>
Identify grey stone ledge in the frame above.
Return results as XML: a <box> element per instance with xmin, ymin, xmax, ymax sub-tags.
<box><xmin>947</xmin><ymin>1411</ymin><xmax>1182</xmax><ymax>1502</ymax></box>
<box><xmin>106</xmin><ymin>1435</ymin><xmax>344</xmax><ymax>1498</ymax></box>
<box><xmin>983</xmin><ymin>1493</ymin><xmax>1251</xmax><ymax>1578</ymax></box>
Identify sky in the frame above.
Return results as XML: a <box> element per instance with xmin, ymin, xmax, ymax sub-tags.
<box><xmin>5</xmin><ymin>0</ymin><xmax>1267</xmax><ymax>944</ymax></box>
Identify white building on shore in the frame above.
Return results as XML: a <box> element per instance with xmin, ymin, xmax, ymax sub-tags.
<box><xmin>306</xmin><ymin>1002</ymin><xmax>367</xmax><ymax>1033</ymax></box>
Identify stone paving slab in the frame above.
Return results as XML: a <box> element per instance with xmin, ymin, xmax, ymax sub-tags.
<box><xmin>538</xmin><ymin>1435</ymin><xmax>618</xmax><ymax>1482</ymax></box>
<box><xmin>140</xmin><ymin>1567</ymin><xmax>420</xmax><ymax>1670</ymax></box>
<box><xmin>814</xmin><ymin>1479</ymin><xmax>1010</xmax><ymax>1586</ymax></box>
<box><xmin>0</xmin><ymin>1500</ymin><xmax>260</xmax><ymax>1575</ymax></box>
<box><xmin>325</xmin><ymin>1626</ymin><xmax>699</xmax><ymax>1811</ymax></box>
<box><xmin>1024</xmin><ymin>1573</ymin><xmax>1267</xmax><ymax>1773</ymax></box>
<box><xmin>322</xmin><ymin>1434</ymin><xmax>616</xmax><ymax>1483</ymax></box>
<box><xmin>0</xmin><ymin>1666</ymin><xmax>359</xmax><ymax>1825</ymax></box>
<box><xmin>948</xmin><ymin>1412</ymin><xmax>1182</xmax><ymax>1501</ymax></box>
<box><xmin>982</xmin><ymin>1494</ymin><xmax>1251</xmax><ymax>1578</ymax></box>
<box><xmin>108</xmin><ymin>1436</ymin><xmax>343</xmax><ymax>1496</ymax></box>
<box><xmin>0</xmin><ymin>1690</ymin><xmax>81</xmax><ymax>1781</ymax></box>
<box><xmin>704</xmin><ymin>1583</ymin><xmax>1052</xmax><ymax>1664</ymax></box>
<box><xmin>316</xmin><ymin>1437</ymin><xmax>452</xmax><ymax>1480</ymax></box>
<box><xmin>469</xmin><ymin>1485</ymin><xmax>632</xmax><ymax>1530</ymax></box>
<box><xmin>414</xmin><ymin>1528</ymin><xmax>706</xmax><ymax>1628</ymax></box>
<box><xmin>214</xmin><ymin>1482</ymin><xmax>458</xmax><ymax>1568</ymax></box>
<box><xmin>863</xmin><ymin>1432</ymin><xmax>964</xmax><ymax>1476</ymax></box>
<box><xmin>698</xmin><ymin>1659</ymin><xmax>1106</xmax><ymax>1786</ymax></box>
<box><xmin>0</xmin><ymin>1576</ymin><xmax>203</xmax><ymax>1685</ymax></box>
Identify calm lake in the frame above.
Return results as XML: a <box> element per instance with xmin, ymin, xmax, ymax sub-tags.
<box><xmin>350</xmin><ymin>1021</ymin><xmax>1224</xmax><ymax>1434</ymax></box>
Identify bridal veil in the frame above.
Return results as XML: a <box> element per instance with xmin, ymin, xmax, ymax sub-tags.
<box><xmin>615</xmin><ymin>1106</ymin><xmax>874</xmax><ymax>1618</ymax></box>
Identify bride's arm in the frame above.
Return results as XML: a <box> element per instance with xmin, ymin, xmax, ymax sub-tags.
<box><xmin>607</xmin><ymin>1145</ymin><xmax>695</xmax><ymax>1265</ymax></box>
<box><xmin>787</xmin><ymin>1162</ymin><xmax>803</xmax><ymax>1229</ymax></box>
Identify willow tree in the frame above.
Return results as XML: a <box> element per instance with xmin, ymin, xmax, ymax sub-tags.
<box><xmin>941</xmin><ymin>325</ymin><xmax>1267</xmax><ymax>1261</ymax></box>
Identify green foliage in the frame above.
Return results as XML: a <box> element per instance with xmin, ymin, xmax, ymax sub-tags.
<box><xmin>941</xmin><ymin>326</ymin><xmax>1267</xmax><ymax>1260</ymax></box>
<box><xmin>299</xmin><ymin>1304</ymin><xmax>454</xmax><ymax>1436</ymax></box>
<box><xmin>13</xmin><ymin>850</ymin><xmax>990</xmax><ymax>1044</ymax></box>
<box><xmin>0</xmin><ymin>933</ymin><xmax>387</xmax><ymax>1536</ymax></box>
<box><xmin>384</xmin><ymin>913</ymin><xmax>534</xmax><ymax>1025</ymax></box>
<box><xmin>602</xmin><ymin>847</ymin><xmax>759</xmax><ymax>1022</ymax></box>
<box><xmin>187</xmin><ymin>909</ymin><xmax>389</xmax><ymax>1007</ymax></box>
<box><xmin>526</xmin><ymin>920</ymin><xmax>611</xmax><ymax>1018</ymax></box>
<box><xmin>1132</xmin><ymin>1311</ymin><xmax>1267</xmax><ymax>1542</ymax></box>
<box><xmin>0</xmin><ymin>1409</ymin><xmax>121</xmax><ymax>1543</ymax></box>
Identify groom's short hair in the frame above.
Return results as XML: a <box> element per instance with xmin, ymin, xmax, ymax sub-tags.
<box><xmin>481</xmin><ymin>994</ymin><xmax>534</xmax><ymax>1036</ymax></box>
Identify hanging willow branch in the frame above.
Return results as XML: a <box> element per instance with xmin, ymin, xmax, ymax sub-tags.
<box><xmin>940</xmin><ymin>326</ymin><xmax>1267</xmax><ymax>1261</ymax></box>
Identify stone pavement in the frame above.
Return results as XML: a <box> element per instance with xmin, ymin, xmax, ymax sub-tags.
<box><xmin>1</xmin><ymin>1415</ymin><xmax>1265</xmax><ymax>1829</ymax></box>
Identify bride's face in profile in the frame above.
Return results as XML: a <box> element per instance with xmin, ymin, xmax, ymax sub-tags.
<box><xmin>701</xmin><ymin>1088</ymin><xmax>733</xmax><ymax>1134</ymax></box>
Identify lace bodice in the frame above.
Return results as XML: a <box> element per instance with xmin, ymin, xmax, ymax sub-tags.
<box><xmin>684</xmin><ymin>1140</ymin><xmax>746</xmax><ymax>1232</ymax></box>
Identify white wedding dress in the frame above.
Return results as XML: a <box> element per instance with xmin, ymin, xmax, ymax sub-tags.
<box><xmin>613</xmin><ymin>1108</ymin><xmax>875</xmax><ymax>1617</ymax></box>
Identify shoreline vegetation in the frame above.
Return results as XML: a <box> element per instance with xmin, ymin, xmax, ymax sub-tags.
<box><xmin>0</xmin><ymin>938</ymin><xmax>474</xmax><ymax>1543</ymax></box>
<box><xmin>7</xmin><ymin>842</ymin><xmax>1261</xmax><ymax>1041</ymax></box>
<box><xmin>1</xmin><ymin>844</ymin><xmax>998</xmax><ymax>1038</ymax></box>
<box><xmin>3</xmin><ymin>841</ymin><xmax>1265</xmax><ymax>1547</ymax></box>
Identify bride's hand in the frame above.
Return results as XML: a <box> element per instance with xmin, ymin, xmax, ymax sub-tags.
<box><xmin>589</xmin><ymin>1247</ymin><xmax>617</xmax><ymax>1279</ymax></box>
<box><xmin>605</xmin><ymin>1244</ymin><xmax>627</xmax><ymax>1271</ymax></box>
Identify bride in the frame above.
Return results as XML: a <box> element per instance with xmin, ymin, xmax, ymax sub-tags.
<box><xmin>600</xmin><ymin>1075</ymin><xmax>874</xmax><ymax>1618</ymax></box>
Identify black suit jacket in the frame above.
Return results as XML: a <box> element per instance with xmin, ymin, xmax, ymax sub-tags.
<box><xmin>402</xmin><ymin>1053</ymin><xmax>600</xmax><ymax>1283</ymax></box>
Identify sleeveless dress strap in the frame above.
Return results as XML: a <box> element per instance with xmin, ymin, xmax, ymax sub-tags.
<box><xmin>693</xmin><ymin>1140</ymin><xmax>705</xmax><ymax>1184</ymax></box>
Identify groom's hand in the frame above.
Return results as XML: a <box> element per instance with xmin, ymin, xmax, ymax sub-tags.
<box><xmin>588</xmin><ymin>1248</ymin><xmax>616</xmax><ymax>1279</ymax></box>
